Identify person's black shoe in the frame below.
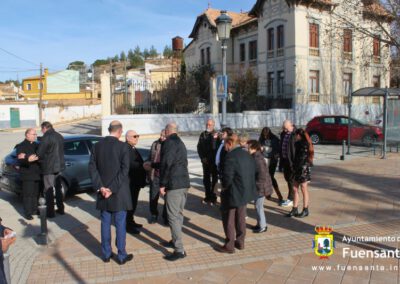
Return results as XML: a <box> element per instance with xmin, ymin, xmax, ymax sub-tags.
<box><xmin>164</xmin><ymin>251</ymin><xmax>186</xmax><ymax>261</ymax></box>
<box><xmin>25</xmin><ymin>214</ymin><xmax>34</xmax><ymax>220</ymax></box>
<box><xmin>160</xmin><ymin>240</ymin><xmax>174</xmax><ymax>248</ymax></box>
<box><xmin>103</xmin><ymin>254</ymin><xmax>113</xmax><ymax>263</ymax></box>
<box><xmin>215</xmin><ymin>245</ymin><xmax>235</xmax><ymax>254</ymax></box>
<box><xmin>116</xmin><ymin>254</ymin><xmax>133</xmax><ymax>265</ymax></box>
<box><xmin>132</xmin><ymin>221</ymin><xmax>143</xmax><ymax>228</ymax></box>
<box><xmin>286</xmin><ymin>207</ymin><xmax>299</xmax><ymax>217</ymax></box>
<box><xmin>201</xmin><ymin>198</ymin><xmax>209</xmax><ymax>205</ymax></box>
<box><xmin>56</xmin><ymin>209</ymin><xmax>65</xmax><ymax>215</ymax></box>
<box><xmin>234</xmin><ymin>242</ymin><xmax>244</xmax><ymax>250</ymax></box>
<box><xmin>251</xmin><ymin>225</ymin><xmax>260</xmax><ymax>230</ymax></box>
<box><xmin>127</xmin><ymin>227</ymin><xmax>140</xmax><ymax>234</ymax></box>
<box><xmin>296</xmin><ymin>208</ymin><xmax>309</xmax><ymax>218</ymax></box>
<box><xmin>253</xmin><ymin>226</ymin><xmax>267</xmax><ymax>233</ymax></box>
<box><xmin>149</xmin><ymin>215</ymin><xmax>157</xmax><ymax>224</ymax></box>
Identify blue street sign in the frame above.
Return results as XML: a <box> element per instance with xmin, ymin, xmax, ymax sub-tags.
<box><xmin>216</xmin><ymin>75</ymin><xmax>228</xmax><ymax>100</ymax></box>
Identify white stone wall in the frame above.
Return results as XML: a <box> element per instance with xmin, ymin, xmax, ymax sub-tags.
<box><xmin>0</xmin><ymin>104</ymin><xmax>38</xmax><ymax>128</ymax></box>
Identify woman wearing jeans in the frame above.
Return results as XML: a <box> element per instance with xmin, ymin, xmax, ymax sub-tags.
<box><xmin>247</xmin><ymin>140</ymin><xmax>273</xmax><ymax>233</ymax></box>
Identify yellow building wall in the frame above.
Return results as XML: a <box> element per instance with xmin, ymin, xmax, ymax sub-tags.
<box><xmin>150</xmin><ymin>71</ymin><xmax>179</xmax><ymax>91</ymax></box>
<box><xmin>23</xmin><ymin>78</ymin><xmax>47</xmax><ymax>98</ymax></box>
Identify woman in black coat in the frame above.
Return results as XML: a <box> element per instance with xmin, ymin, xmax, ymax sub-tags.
<box><xmin>247</xmin><ymin>140</ymin><xmax>272</xmax><ymax>233</ymax></box>
<box><xmin>259</xmin><ymin>127</ymin><xmax>283</xmax><ymax>204</ymax></box>
<box><xmin>287</xmin><ymin>128</ymin><xmax>314</xmax><ymax>218</ymax></box>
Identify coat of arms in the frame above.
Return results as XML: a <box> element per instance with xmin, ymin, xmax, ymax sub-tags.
<box><xmin>312</xmin><ymin>225</ymin><xmax>335</xmax><ymax>259</ymax></box>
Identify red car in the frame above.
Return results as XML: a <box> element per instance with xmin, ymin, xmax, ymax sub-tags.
<box><xmin>306</xmin><ymin>115</ymin><xmax>383</xmax><ymax>145</ymax></box>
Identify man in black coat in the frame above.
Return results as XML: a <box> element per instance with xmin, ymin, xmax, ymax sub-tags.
<box><xmin>36</xmin><ymin>121</ymin><xmax>65</xmax><ymax>218</ymax></box>
<box><xmin>217</xmin><ymin>134</ymin><xmax>257</xmax><ymax>254</ymax></box>
<box><xmin>125</xmin><ymin>130</ymin><xmax>147</xmax><ymax>234</ymax></box>
<box><xmin>280</xmin><ymin>120</ymin><xmax>296</xmax><ymax>207</ymax></box>
<box><xmin>16</xmin><ymin>128</ymin><xmax>41</xmax><ymax>220</ymax></box>
<box><xmin>197</xmin><ymin>119</ymin><xmax>218</xmax><ymax>205</ymax></box>
<box><xmin>159</xmin><ymin>123</ymin><xmax>190</xmax><ymax>261</ymax></box>
<box><xmin>89</xmin><ymin>121</ymin><xmax>133</xmax><ymax>265</ymax></box>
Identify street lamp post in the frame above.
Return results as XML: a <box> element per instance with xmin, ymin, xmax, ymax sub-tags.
<box><xmin>216</xmin><ymin>10</ymin><xmax>232</xmax><ymax>127</ymax></box>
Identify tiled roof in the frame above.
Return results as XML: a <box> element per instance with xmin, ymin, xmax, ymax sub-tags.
<box><xmin>189</xmin><ymin>8</ymin><xmax>257</xmax><ymax>38</ymax></box>
<box><xmin>363</xmin><ymin>2</ymin><xmax>393</xmax><ymax>20</ymax></box>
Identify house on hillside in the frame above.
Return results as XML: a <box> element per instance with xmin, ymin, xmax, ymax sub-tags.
<box><xmin>0</xmin><ymin>82</ymin><xmax>23</xmax><ymax>100</ymax></box>
<box><xmin>22</xmin><ymin>69</ymin><xmax>92</xmax><ymax>100</ymax></box>
<box><xmin>184</xmin><ymin>1</ymin><xmax>392</xmax><ymax>122</ymax></box>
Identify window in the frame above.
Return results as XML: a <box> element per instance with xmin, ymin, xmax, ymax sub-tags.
<box><xmin>240</xmin><ymin>43</ymin><xmax>246</xmax><ymax>62</ymax></box>
<box><xmin>206</xmin><ymin>47</ymin><xmax>211</xmax><ymax>65</ymax></box>
<box><xmin>373</xmin><ymin>36</ymin><xmax>380</xmax><ymax>62</ymax></box>
<box><xmin>201</xmin><ymin>49</ymin><xmax>205</xmax><ymax>65</ymax></box>
<box><xmin>64</xmin><ymin>141</ymin><xmax>89</xmax><ymax>156</ymax></box>
<box><xmin>322</xmin><ymin>117</ymin><xmax>335</xmax><ymax>124</ymax></box>
<box><xmin>343</xmin><ymin>29</ymin><xmax>352</xmax><ymax>53</ymax></box>
<box><xmin>267</xmin><ymin>72</ymin><xmax>274</xmax><ymax>96</ymax></box>
<box><xmin>309</xmin><ymin>70</ymin><xmax>319</xmax><ymax>94</ymax></box>
<box><xmin>267</xmin><ymin>28</ymin><xmax>274</xmax><ymax>51</ymax></box>
<box><xmin>26</xmin><ymin>83</ymin><xmax>32</xmax><ymax>91</ymax></box>
<box><xmin>249</xmin><ymin>40</ymin><xmax>257</xmax><ymax>61</ymax></box>
<box><xmin>372</xmin><ymin>75</ymin><xmax>381</xmax><ymax>87</ymax></box>
<box><xmin>277</xmin><ymin>25</ymin><xmax>284</xmax><ymax>49</ymax></box>
<box><xmin>277</xmin><ymin>71</ymin><xmax>285</xmax><ymax>95</ymax></box>
<box><xmin>309</xmin><ymin>23</ymin><xmax>319</xmax><ymax>56</ymax></box>
<box><xmin>87</xmin><ymin>139</ymin><xmax>101</xmax><ymax>153</ymax></box>
<box><xmin>343</xmin><ymin>73</ymin><xmax>352</xmax><ymax>95</ymax></box>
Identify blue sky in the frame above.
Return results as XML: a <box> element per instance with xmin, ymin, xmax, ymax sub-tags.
<box><xmin>0</xmin><ymin>0</ymin><xmax>255</xmax><ymax>82</ymax></box>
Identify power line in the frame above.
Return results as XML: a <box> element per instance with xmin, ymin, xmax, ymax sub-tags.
<box><xmin>0</xmin><ymin>47</ymin><xmax>39</xmax><ymax>67</ymax></box>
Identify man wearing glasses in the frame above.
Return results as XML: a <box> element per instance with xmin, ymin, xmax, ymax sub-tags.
<box><xmin>125</xmin><ymin>130</ymin><xmax>146</xmax><ymax>234</ymax></box>
<box><xmin>16</xmin><ymin>128</ymin><xmax>41</xmax><ymax>220</ymax></box>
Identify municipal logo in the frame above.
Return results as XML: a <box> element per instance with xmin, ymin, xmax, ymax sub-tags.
<box><xmin>312</xmin><ymin>225</ymin><xmax>335</xmax><ymax>259</ymax></box>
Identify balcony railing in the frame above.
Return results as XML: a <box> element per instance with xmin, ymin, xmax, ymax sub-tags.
<box><xmin>267</xmin><ymin>50</ymin><xmax>274</xmax><ymax>58</ymax></box>
<box><xmin>342</xmin><ymin>96</ymin><xmax>349</xmax><ymax>104</ymax></box>
<box><xmin>372</xmin><ymin>96</ymin><xmax>380</xmax><ymax>104</ymax></box>
<box><xmin>309</xmin><ymin>94</ymin><xmax>320</xmax><ymax>102</ymax></box>
<box><xmin>373</xmin><ymin>56</ymin><xmax>381</xmax><ymax>64</ymax></box>
<box><xmin>277</xmin><ymin>48</ymin><xmax>284</xmax><ymax>57</ymax></box>
<box><xmin>343</xmin><ymin>52</ymin><xmax>352</xmax><ymax>61</ymax></box>
<box><xmin>309</xmin><ymin>48</ymin><xmax>320</xmax><ymax>57</ymax></box>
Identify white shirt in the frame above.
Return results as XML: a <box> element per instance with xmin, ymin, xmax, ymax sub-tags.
<box><xmin>215</xmin><ymin>141</ymin><xmax>224</xmax><ymax>168</ymax></box>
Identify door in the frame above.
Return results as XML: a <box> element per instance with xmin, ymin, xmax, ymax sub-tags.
<box><xmin>10</xmin><ymin>108</ymin><xmax>20</xmax><ymax>128</ymax></box>
<box><xmin>63</xmin><ymin>140</ymin><xmax>91</xmax><ymax>189</ymax></box>
<box><xmin>320</xmin><ymin>117</ymin><xmax>338</xmax><ymax>141</ymax></box>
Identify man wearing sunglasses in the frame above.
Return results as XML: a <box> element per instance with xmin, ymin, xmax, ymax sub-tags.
<box><xmin>125</xmin><ymin>130</ymin><xmax>147</xmax><ymax>234</ymax></box>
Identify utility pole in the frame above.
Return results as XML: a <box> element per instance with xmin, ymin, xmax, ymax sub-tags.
<box><xmin>91</xmin><ymin>65</ymin><xmax>95</xmax><ymax>99</ymax></box>
<box><xmin>39</xmin><ymin>63</ymin><xmax>43</xmax><ymax>124</ymax></box>
<box><xmin>124</xmin><ymin>59</ymin><xmax>128</xmax><ymax>105</ymax></box>
<box><xmin>109</xmin><ymin>59</ymin><xmax>113</xmax><ymax>114</ymax></box>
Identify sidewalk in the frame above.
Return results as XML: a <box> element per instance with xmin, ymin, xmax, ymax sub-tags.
<box><xmin>14</xmin><ymin>153</ymin><xmax>398</xmax><ymax>284</ymax></box>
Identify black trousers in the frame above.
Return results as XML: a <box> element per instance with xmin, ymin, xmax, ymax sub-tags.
<box><xmin>202</xmin><ymin>162</ymin><xmax>218</xmax><ymax>202</ymax></box>
<box><xmin>282</xmin><ymin>159</ymin><xmax>294</xmax><ymax>201</ymax></box>
<box><xmin>149</xmin><ymin>176</ymin><xmax>167</xmax><ymax>222</ymax></box>
<box><xmin>43</xmin><ymin>173</ymin><xmax>64</xmax><ymax>217</ymax></box>
<box><xmin>268</xmin><ymin>159</ymin><xmax>283</xmax><ymax>200</ymax></box>
<box><xmin>22</xmin><ymin>180</ymin><xmax>40</xmax><ymax>216</ymax></box>
<box><xmin>127</xmin><ymin>186</ymin><xmax>141</xmax><ymax>225</ymax></box>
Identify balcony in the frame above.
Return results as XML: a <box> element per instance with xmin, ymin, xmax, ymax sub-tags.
<box><xmin>309</xmin><ymin>48</ymin><xmax>320</xmax><ymax>57</ymax></box>
<box><xmin>277</xmin><ymin>48</ymin><xmax>284</xmax><ymax>57</ymax></box>
<box><xmin>309</xmin><ymin>94</ymin><xmax>320</xmax><ymax>102</ymax></box>
<box><xmin>372</xmin><ymin>96</ymin><xmax>380</xmax><ymax>104</ymax></box>
<box><xmin>267</xmin><ymin>50</ymin><xmax>274</xmax><ymax>58</ymax></box>
<box><xmin>373</xmin><ymin>56</ymin><xmax>381</xmax><ymax>64</ymax></box>
<box><xmin>343</xmin><ymin>52</ymin><xmax>352</xmax><ymax>61</ymax></box>
<box><xmin>342</xmin><ymin>96</ymin><xmax>349</xmax><ymax>104</ymax></box>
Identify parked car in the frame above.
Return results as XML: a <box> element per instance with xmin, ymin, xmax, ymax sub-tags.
<box><xmin>0</xmin><ymin>134</ymin><xmax>150</xmax><ymax>198</ymax></box>
<box><xmin>306</xmin><ymin>115</ymin><xmax>383</xmax><ymax>145</ymax></box>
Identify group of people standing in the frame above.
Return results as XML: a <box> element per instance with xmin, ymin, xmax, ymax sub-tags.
<box><xmin>197</xmin><ymin>119</ymin><xmax>314</xmax><ymax>253</ymax></box>
<box><xmin>16</xmin><ymin>121</ymin><xmax>65</xmax><ymax>220</ymax></box>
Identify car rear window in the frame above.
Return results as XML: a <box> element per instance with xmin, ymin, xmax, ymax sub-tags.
<box><xmin>64</xmin><ymin>141</ymin><xmax>88</xmax><ymax>156</ymax></box>
<box><xmin>322</xmin><ymin>117</ymin><xmax>335</xmax><ymax>124</ymax></box>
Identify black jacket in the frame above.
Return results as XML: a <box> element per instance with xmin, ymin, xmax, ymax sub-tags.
<box><xmin>221</xmin><ymin>147</ymin><xmax>257</xmax><ymax>210</ymax></box>
<box><xmin>280</xmin><ymin>131</ymin><xmax>296</xmax><ymax>167</ymax></box>
<box><xmin>37</xmin><ymin>128</ymin><xmax>65</xmax><ymax>175</ymax></box>
<box><xmin>16</xmin><ymin>139</ymin><xmax>41</xmax><ymax>181</ymax></box>
<box><xmin>127</xmin><ymin>144</ymin><xmax>147</xmax><ymax>189</ymax></box>
<box><xmin>197</xmin><ymin>130</ymin><xmax>218</xmax><ymax>163</ymax></box>
<box><xmin>253</xmin><ymin>151</ymin><xmax>273</xmax><ymax>197</ymax></box>
<box><xmin>260</xmin><ymin>135</ymin><xmax>280</xmax><ymax>161</ymax></box>
<box><xmin>160</xmin><ymin>133</ymin><xmax>190</xmax><ymax>191</ymax></box>
<box><xmin>89</xmin><ymin>136</ymin><xmax>133</xmax><ymax>212</ymax></box>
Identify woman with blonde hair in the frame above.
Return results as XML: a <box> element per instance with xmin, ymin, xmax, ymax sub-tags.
<box><xmin>286</xmin><ymin>128</ymin><xmax>314</xmax><ymax>218</ymax></box>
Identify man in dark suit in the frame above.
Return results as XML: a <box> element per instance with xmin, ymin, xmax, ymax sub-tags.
<box><xmin>125</xmin><ymin>130</ymin><xmax>147</xmax><ymax>234</ymax></box>
<box><xmin>89</xmin><ymin>121</ymin><xmax>133</xmax><ymax>265</ymax></box>
<box><xmin>159</xmin><ymin>123</ymin><xmax>190</xmax><ymax>261</ymax></box>
<box><xmin>197</xmin><ymin>119</ymin><xmax>218</xmax><ymax>205</ymax></box>
<box><xmin>36</xmin><ymin>121</ymin><xmax>65</xmax><ymax>218</ymax></box>
<box><xmin>217</xmin><ymin>133</ymin><xmax>257</xmax><ymax>254</ymax></box>
<box><xmin>16</xmin><ymin>128</ymin><xmax>41</xmax><ymax>220</ymax></box>
<box><xmin>280</xmin><ymin>120</ymin><xmax>296</xmax><ymax>207</ymax></box>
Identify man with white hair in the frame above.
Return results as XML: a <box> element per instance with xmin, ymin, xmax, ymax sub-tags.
<box><xmin>159</xmin><ymin>123</ymin><xmax>190</xmax><ymax>261</ymax></box>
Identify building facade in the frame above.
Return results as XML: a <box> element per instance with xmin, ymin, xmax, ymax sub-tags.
<box><xmin>184</xmin><ymin>0</ymin><xmax>391</xmax><ymax>123</ymax></box>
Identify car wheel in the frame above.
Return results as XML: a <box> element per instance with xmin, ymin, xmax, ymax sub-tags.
<box><xmin>362</xmin><ymin>134</ymin><xmax>376</xmax><ymax>146</ymax></box>
<box><xmin>60</xmin><ymin>179</ymin><xmax>69</xmax><ymax>200</ymax></box>
<box><xmin>310</xmin><ymin>133</ymin><xmax>321</xmax><ymax>145</ymax></box>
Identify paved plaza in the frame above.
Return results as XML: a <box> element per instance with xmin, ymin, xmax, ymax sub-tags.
<box><xmin>1</xmin><ymin>127</ymin><xmax>399</xmax><ymax>284</ymax></box>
